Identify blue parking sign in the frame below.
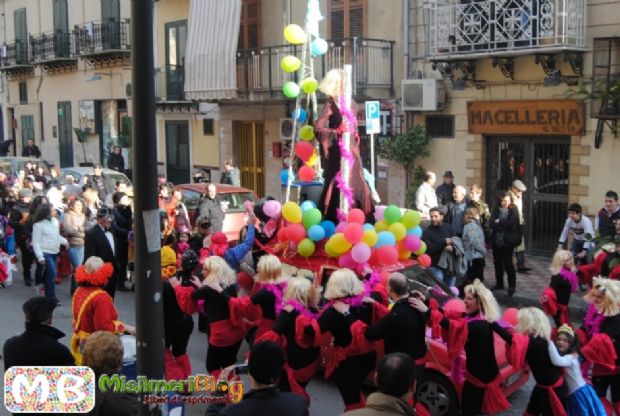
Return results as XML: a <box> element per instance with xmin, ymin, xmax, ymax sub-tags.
<box><xmin>365</xmin><ymin>101</ymin><xmax>381</xmax><ymax>134</ymax></box>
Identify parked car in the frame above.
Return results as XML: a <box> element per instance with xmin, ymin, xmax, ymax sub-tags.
<box><xmin>60</xmin><ymin>167</ymin><xmax>133</xmax><ymax>197</ymax></box>
<box><xmin>0</xmin><ymin>157</ymin><xmax>52</xmax><ymax>182</ymax></box>
<box><xmin>175</xmin><ymin>183</ymin><xmax>257</xmax><ymax>243</ymax></box>
<box><xmin>275</xmin><ymin>251</ymin><xmax>530</xmax><ymax>416</ymax></box>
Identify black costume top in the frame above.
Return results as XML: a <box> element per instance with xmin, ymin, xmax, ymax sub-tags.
<box><xmin>550</xmin><ymin>274</ymin><xmax>572</xmax><ymax>305</ymax></box>
<box><xmin>191</xmin><ymin>285</ymin><xmax>237</xmax><ymax>324</ymax></box>
<box><xmin>273</xmin><ymin>309</ymin><xmax>320</xmax><ymax>370</ymax></box>
<box><xmin>600</xmin><ymin>314</ymin><xmax>620</xmax><ymax>366</ymax></box>
<box><xmin>318</xmin><ymin>302</ymin><xmax>373</xmax><ymax>348</ymax></box>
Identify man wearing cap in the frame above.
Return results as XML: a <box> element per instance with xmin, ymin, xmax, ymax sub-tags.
<box><xmin>509</xmin><ymin>180</ymin><xmax>531</xmax><ymax>273</ymax></box>
<box><xmin>3</xmin><ymin>296</ymin><xmax>74</xmax><ymax>370</ymax></box>
<box><xmin>436</xmin><ymin>171</ymin><xmax>456</xmax><ymax>208</ymax></box>
<box><xmin>84</xmin><ymin>207</ymin><xmax>121</xmax><ymax>298</ymax></box>
<box><xmin>9</xmin><ymin>188</ymin><xmax>34</xmax><ymax>286</ymax></box>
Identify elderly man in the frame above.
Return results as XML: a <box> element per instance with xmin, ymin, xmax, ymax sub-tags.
<box><xmin>445</xmin><ymin>185</ymin><xmax>468</xmax><ymax>237</ymax></box>
<box><xmin>508</xmin><ymin>180</ymin><xmax>530</xmax><ymax>273</ymax></box>
<box><xmin>415</xmin><ymin>171</ymin><xmax>438</xmax><ymax>221</ymax></box>
<box><xmin>198</xmin><ymin>183</ymin><xmax>225</xmax><ymax>232</ymax></box>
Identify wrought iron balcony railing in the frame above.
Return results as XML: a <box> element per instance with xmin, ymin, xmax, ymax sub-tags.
<box><xmin>30</xmin><ymin>31</ymin><xmax>75</xmax><ymax>62</ymax></box>
<box><xmin>236</xmin><ymin>37</ymin><xmax>394</xmax><ymax>96</ymax></box>
<box><xmin>428</xmin><ymin>0</ymin><xmax>586</xmax><ymax>59</ymax></box>
<box><xmin>155</xmin><ymin>65</ymin><xmax>185</xmax><ymax>101</ymax></box>
<box><xmin>75</xmin><ymin>19</ymin><xmax>131</xmax><ymax>55</ymax></box>
<box><xmin>0</xmin><ymin>41</ymin><xmax>32</xmax><ymax>68</ymax></box>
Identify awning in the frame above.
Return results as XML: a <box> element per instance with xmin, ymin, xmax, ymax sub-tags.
<box><xmin>184</xmin><ymin>0</ymin><xmax>242</xmax><ymax>100</ymax></box>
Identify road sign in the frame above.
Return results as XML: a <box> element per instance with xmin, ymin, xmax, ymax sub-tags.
<box><xmin>365</xmin><ymin>101</ymin><xmax>381</xmax><ymax>134</ymax></box>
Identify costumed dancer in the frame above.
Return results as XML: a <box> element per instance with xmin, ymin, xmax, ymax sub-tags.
<box><xmin>250</xmin><ymin>254</ymin><xmax>289</xmax><ymax>342</ymax></box>
<box><xmin>512</xmin><ymin>307</ymin><xmax>567</xmax><ymax>416</ymax></box>
<box><xmin>315</xmin><ymin>69</ymin><xmax>374</xmax><ymax>223</ymax></box>
<box><xmin>260</xmin><ymin>277</ymin><xmax>322</xmax><ymax>403</ymax></box>
<box><xmin>548</xmin><ymin>324</ymin><xmax>606</xmax><ymax>416</ymax></box>
<box><xmin>581</xmin><ymin>278</ymin><xmax>620</xmax><ymax>415</ymax></box>
<box><xmin>172</xmin><ymin>256</ymin><xmax>245</xmax><ymax>378</ymax></box>
<box><xmin>441</xmin><ymin>279</ymin><xmax>511</xmax><ymax>416</ymax></box>
<box><xmin>540</xmin><ymin>250</ymin><xmax>579</xmax><ymax>327</ymax></box>
<box><xmin>318</xmin><ymin>269</ymin><xmax>388</xmax><ymax>412</ymax></box>
<box><xmin>70</xmin><ymin>256</ymin><xmax>135</xmax><ymax>364</ymax></box>
<box><xmin>161</xmin><ymin>247</ymin><xmax>194</xmax><ymax>382</ymax></box>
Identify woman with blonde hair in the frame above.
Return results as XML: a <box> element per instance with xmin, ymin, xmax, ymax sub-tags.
<box><xmin>513</xmin><ymin>307</ymin><xmax>567</xmax><ymax>416</ymax></box>
<box><xmin>250</xmin><ymin>254</ymin><xmax>288</xmax><ymax>341</ymax></box>
<box><xmin>317</xmin><ymin>268</ymin><xmax>385</xmax><ymax>412</ymax></box>
<box><xmin>581</xmin><ymin>278</ymin><xmax>620</xmax><ymax>415</ymax></box>
<box><xmin>441</xmin><ymin>279</ymin><xmax>511</xmax><ymax>415</ymax></box>
<box><xmin>540</xmin><ymin>250</ymin><xmax>578</xmax><ymax>327</ymax></box>
<box><xmin>172</xmin><ymin>256</ymin><xmax>245</xmax><ymax>377</ymax></box>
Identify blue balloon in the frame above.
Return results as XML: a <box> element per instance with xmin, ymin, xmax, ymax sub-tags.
<box><xmin>311</xmin><ymin>38</ymin><xmax>328</xmax><ymax>57</ymax></box>
<box><xmin>307</xmin><ymin>224</ymin><xmax>326</xmax><ymax>242</ymax></box>
<box><xmin>300</xmin><ymin>200</ymin><xmax>317</xmax><ymax>212</ymax></box>
<box><xmin>407</xmin><ymin>226</ymin><xmax>423</xmax><ymax>237</ymax></box>
<box><xmin>363</xmin><ymin>223</ymin><xmax>374</xmax><ymax>231</ymax></box>
<box><xmin>292</xmin><ymin>108</ymin><xmax>308</xmax><ymax>123</ymax></box>
<box><xmin>280</xmin><ymin>169</ymin><xmax>293</xmax><ymax>185</ymax></box>
<box><xmin>319</xmin><ymin>220</ymin><xmax>336</xmax><ymax>238</ymax></box>
<box><xmin>376</xmin><ymin>231</ymin><xmax>396</xmax><ymax>248</ymax></box>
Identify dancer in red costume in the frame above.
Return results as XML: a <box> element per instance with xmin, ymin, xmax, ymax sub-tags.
<box><xmin>250</xmin><ymin>254</ymin><xmax>288</xmax><ymax>342</ymax></box>
<box><xmin>540</xmin><ymin>250</ymin><xmax>579</xmax><ymax>327</ymax></box>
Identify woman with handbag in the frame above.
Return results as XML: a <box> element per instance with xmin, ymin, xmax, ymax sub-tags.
<box><xmin>490</xmin><ymin>192</ymin><xmax>521</xmax><ymax>297</ymax></box>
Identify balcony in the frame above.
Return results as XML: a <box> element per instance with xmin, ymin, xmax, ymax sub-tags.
<box><xmin>155</xmin><ymin>65</ymin><xmax>197</xmax><ymax>112</ymax></box>
<box><xmin>75</xmin><ymin>19</ymin><xmax>131</xmax><ymax>66</ymax></box>
<box><xmin>30</xmin><ymin>31</ymin><xmax>77</xmax><ymax>72</ymax></box>
<box><xmin>236</xmin><ymin>37</ymin><xmax>395</xmax><ymax>100</ymax></box>
<box><xmin>0</xmin><ymin>41</ymin><xmax>34</xmax><ymax>77</ymax></box>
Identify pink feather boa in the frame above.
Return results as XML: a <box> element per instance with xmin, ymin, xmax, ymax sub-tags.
<box><xmin>263</xmin><ymin>282</ymin><xmax>287</xmax><ymax>315</ymax></box>
<box><xmin>559</xmin><ymin>267</ymin><xmax>579</xmax><ymax>293</ymax></box>
<box><xmin>283</xmin><ymin>299</ymin><xmax>318</xmax><ymax>320</ymax></box>
<box><xmin>583</xmin><ymin>303</ymin><xmax>605</xmax><ymax>338</ymax></box>
<box><xmin>325</xmin><ymin>271</ymin><xmax>381</xmax><ymax>310</ymax></box>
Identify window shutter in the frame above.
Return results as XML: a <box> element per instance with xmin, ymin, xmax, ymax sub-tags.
<box><xmin>330</xmin><ymin>9</ymin><xmax>345</xmax><ymax>39</ymax></box>
<box><xmin>329</xmin><ymin>0</ymin><xmax>365</xmax><ymax>38</ymax></box>
<box><xmin>239</xmin><ymin>0</ymin><xmax>260</xmax><ymax>49</ymax></box>
<box><xmin>349</xmin><ymin>6</ymin><xmax>364</xmax><ymax>38</ymax></box>
<box><xmin>14</xmin><ymin>8</ymin><xmax>27</xmax><ymax>42</ymax></box>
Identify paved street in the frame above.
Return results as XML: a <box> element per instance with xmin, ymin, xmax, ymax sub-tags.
<box><xmin>0</xmin><ymin>260</ymin><xmax>549</xmax><ymax>416</ymax></box>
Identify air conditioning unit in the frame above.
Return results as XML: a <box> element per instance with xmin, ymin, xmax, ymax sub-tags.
<box><xmin>280</xmin><ymin>118</ymin><xmax>294</xmax><ymax>140</ymax></box>
<box><xmin>402</xmin><ymin>79</ymin><xmax>442</xmax><ymax>111</ymax></box>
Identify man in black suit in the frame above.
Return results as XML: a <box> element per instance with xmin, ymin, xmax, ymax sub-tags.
<box><xmin>84</xmin><ymin>207</ymin><xmax>120</xmax><ymax>299</ymax></box>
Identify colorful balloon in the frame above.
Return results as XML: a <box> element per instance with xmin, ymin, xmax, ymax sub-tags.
<box><xmin>284</xmin><ymin>24</ymin><xmax>307</xmax><ymax>45</ymax></box>
<box><xmin>338</xmin><ymin>252</ymin><xmax>356</xmax><ymax>269</ymax></box>
<box><xmin>418</xmin><ymin>253</ymin><xmax>432</xmax><ymax>267</ymax></box>
<box><xmin>407</xmin><ymin>226</ymin><xmax>423</xmax><ymax>237</ymax></box>
<box><xmin>347</xmin><ymin>208</ymin><xmax>365</xmax><ymax>225</ymax></box>
<box><xmin>384</xmin><ymin>205</ymin><xmax>402</xmax><ymax>224</ymax></box>
<box><xmin>292</xmin><ymin>108</ymin><xmax>308</xmax><ymax>123</ymax></box>
<box><xmin>414</xmin><ymin>241</ymin><xmax>427</xmax><ymax>256</ymax></box>
<box><xmin>294</xmin><ymin>141</ymin><xmax>314</xmax><ymax>161</ymax></box>
<box><xmin>311</xmin><ymin>38</ymin><xmax>328</xmax><ymax>56</ymax></box>
<box><xmin>300</xmin><ymin>125</ymin><xmax>315</xmax><ymax>141</ymax></box>
<box><xmin>402</xmin><ymin>234</ymin><xmax>422</xmax><ymax>252</ymax></box>
<box><xmin>300</xmin><ymin>200</ymin><xmax>317</xmax><ymax>212</ymax></box>
<box><xmin>363</xmin><ymin>223</ymin><xmax>375</xmax><ymax>231</ymax></box>
<box><xmin>343</xmin><ymin>223</ymin><xmax>364</xmax><ymax>244</ymax></box>
<box><xmin>307</xmin><ymin>224</ymin><xmax>325</xmax><ymax>241</ymax></box>
<box><xmin>398</xmin><ymin>246</ymin><xmax>412</xmax><ymax>260</ymax></box>
<box><xmin>374</xmin><ymin>220</ymin><xmax>388</xmax><ymax>232</ymax></box>
<box><xmin>302</xmin><ymin>208</ymin><xmax>322</xmax><ymax>229</ymax></box>
<box><xmin>377</xmin><ymin>246</ymin><xmax>399</xmax><ymax>265</ymax></box>
<box><xmin>351</xmin><ymin>243</ymin><xmax>371</xmax><ymax>263</ymax></box>
<box><xmin>320</xmin><ymin>220</ymin><xmax>336</xmax><ymax>238</ymax></box>
<box><xmin>362</xmin><ymin>229</ymin><xmax>378</xmax><ymax>247</ymax></box>
<box><xmin>376</xmin><ymin>231</ymin><xmax>396</xmax><ymax>248</ymax></box>
<box><xmin>401</xmin><ymin>210</ymin><xmax>421</xmax><ymax>229</ymax></box>
<box><xmin>374</xmin><ymin>205</ymin><xmax>386</xmax><ymax>221</ymax></box>
<box><xmin>263</xmin><ymin>200</ymin><xmax>282</xmax><ymax>218</ymax></box>
<box><xmin>503</xmin><ymin>308</ymin><xmax>519</xmax><ymax>326</ymax></box>
<box><xmin>283</xmin><ymin>81</ymin><xmax>300</xmax><ymax>98</ymax></box>
<box><xmin>389</xmin><ymin>222</ymin><xmax>407</xmax><ymax>241</ymax></box>
<box><xmin>330</xmin><ymin>233</ymin><xmax>352</xmax><ymax>254</ymax></box>
<box><xmin>282</xmin><ymin>201</ymin><xmax>302</xmax><ymax>224</ymax></box>
<box><xmin>299</xmin><ymin>165</ymin><xmax>315</xmax><ymax>182</ymax></box>
<box><xmin>280</xmin><ymin>169</ymin><xmax>292</xmax><ymax>185</ymax></box>
<box><xmin>286</xmin><ymin>223</ymin><xmax>306</xmax><ymax>243</ymax></box>
<box><xmin>280</xmin><ymin>55</ymin><xmax>301</xmax><ymax>73</ymax></box>
<box><xmin>300</xmin><ymin>77</ymin><xmax>318</xmax><ymax>94</ymax></box>
<box><xmin>277</xmin><ymin>227</ymin><xmax>288</xmax><ymax>242</ymax></box>
<box><xmin>444</xmin><ymin>299</ymin><xmax>466</xmax><ymax>319</ymax></box>
<box><xmin>297</xmin><ymin>238</ymin><xmax>315</xmax><ymax>257</ymax></box>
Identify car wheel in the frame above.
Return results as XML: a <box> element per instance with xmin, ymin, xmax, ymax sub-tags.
<box><xmin>417</xmin><ymin>371</ymin><xmax>458</xmax><ymax>416</ymax></box>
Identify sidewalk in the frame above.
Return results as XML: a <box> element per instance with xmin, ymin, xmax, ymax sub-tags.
<box><xmin>482</xmin><ymin>252</ymin><xmax>589</xmax><ymax>321</ymax></box>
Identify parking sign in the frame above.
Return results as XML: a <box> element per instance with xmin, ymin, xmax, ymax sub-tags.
<box><xmin>365</xmin><ymin>101</ymin><xmax>381</xmax><ymax>134</ymax></box>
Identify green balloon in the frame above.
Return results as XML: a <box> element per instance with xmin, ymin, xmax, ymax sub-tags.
<box><xmin>300</xmin><ymin>125</ymin><xmax>315</xmax><ymax>141</ymax></box>
<box><xmin>283</xmin><ymin>82</ymin><xmax>300</xmax><ymax>98</ymax></box>
<box><xmin>280</xmin><ymin>55</ymin><xmax>301</xmax><ymax>73</ymax></box>
<box><xmin>384</xmin><ymin>205</ymin><xmax>402</xmax><ymax>224</ymax></box>
<box><xmin>303</xmin><ymin>208</ymin><xmax>322</xmax><ymax>229</ymax></box>
<box><xmin>401</xmin><ymin>210</ymin><xmax>421</xmax><ymax>228</ymax></box>
<box><xmin>297</xmin><ymin>238</ymin><xmax>316</xmax><ymax>257</ymax></box>
<box><xmin>414</xmin><ymin>241</ymin><xmax>427</xmax><ymax>256</ymax></box>
<box><xmin>301</xmin><ymin>77</ymin><xmax>318</xmax><ymax>94</ymax></box>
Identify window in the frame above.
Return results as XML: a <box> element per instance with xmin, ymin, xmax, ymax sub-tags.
<box><xmin>165</xmin><ymin>20</ymin><xmax>187</xmax><ymax>68</ymax></box>
<box><xmin>203</xmin><ymin>119</ymin><xmax>214</xmax><ymax>135</ymax></box>
<box><xmin>238</xmin><ymin>0</ymin><xmax>260</xmax><ymax>49</ymax></box>
<box><xmin>19</xmin><ymin>81</ymin><xmax>27</xmax><ymax>104</ymax></box>
<box><xmin>425</xmin><ymin>115</ymin><xmax>455</xmax><ymax>138</ymax></box>
<box><xmin>21</xmin><ymin>115</ymin><xmax>35</xmax><ymax>148</ymax></box>
<box><xmin>329</xmin><ymin>0</ymin><xmax>365</xmax><ymax>39</ymax></box>
<box><xmin>14</xmin><ymin>8</ymin><xmax>28</xmax><ymax>64</ymax></box>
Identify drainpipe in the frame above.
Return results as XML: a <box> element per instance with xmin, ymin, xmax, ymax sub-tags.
<box><xmin>404</xmin><ymin>0</ymin><xmax>409</xmax><ymax>79</ymax></box>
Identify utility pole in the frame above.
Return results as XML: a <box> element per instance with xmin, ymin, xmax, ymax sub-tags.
<box><xmin>131</xmin><ymin>0</ymin><xmax>164</xmax><ymax>414</ymax></box>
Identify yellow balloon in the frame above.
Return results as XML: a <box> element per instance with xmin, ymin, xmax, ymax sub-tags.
<box><xmin>362</xmin><ymin>229</ymin><xmax>378</xmax><ymax>247</ymax></box>
<box><xmin>284</xmin><ymin>24</ymin><xmax>307</xmax><ymax>45</ymax></box>
<box><xmin>306</xmin><ymin>152</ymin><xmax>317</xmax><ymax>167</ymax></box>
<box><xmin>389</xmin><ymin>223</ymin><xmax>407</xmax><ymax>241</ymax></box>
<box><xmin>330</xmin><ymin>233</ymin><xmax>352</xmax><ymax>254</ymax></box>
<box><xmin>325</xmin><ymin>241</ymin><xmax>339</xmax><ymax>257</ymax></box>
<box><xmin>282</xmin><ymin>201</ymin><xmax>302</xmax><ymax>224</ymax></box>
<box><xmin>280</xmin><ymin>55</ymin><xmax>301</xmax><ymax>73</ymax></box>
<box><xmin>301</xmin><ymin>77</ymin><xmax>318</xmax><ymax>94</ymax></box>
<box><xmin>374</xmin><ymin>220</ymin><xmax>388</xmax><ymax>232</ymax></box>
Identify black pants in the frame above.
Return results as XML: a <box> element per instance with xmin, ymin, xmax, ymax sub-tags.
<box><xmin>466</xmin><ymin>258</ymin><xmax>486</xmax><ymax>284</ymax></box>
<box><xmin>115</xmin><ymin>241</ymin><xmax>128</xmax><ymax>287</ymax></box>
<box><xmin>493</xmin><ymin>244</ymin><xmax>516</xmax><ymax>289</ymax></box>
<box><xmin>461</xmin><ymin>381</ymin><xmax>485</xmax><ymax>416</ymax></box>
<box><xmin>206</xmin><ymin>340</ymin><xmax>243</xmax><ymax>373</ymax></box>
<box><xmin>593</xmin><ymin>375</ymin><xmax>620</xmax><ymax>402</ymax></box>
<box><xmin>17</xmin><ymin>237</ymin><xmax>33</xmax><ymax>282</ymax></box>
<box><xmin>165</xmin><ymin>316</ymin><xmax>194</xmax><ymax>357</ymax></box>
<box><xmin>333</xmin><ymin>352</ymin><xmax>376</xmax><ymax>407</ymax></box>
<box><xmin>526</xmin><ymin>385</ymin><xmax>566</xmax><ymax>415</ymax></box>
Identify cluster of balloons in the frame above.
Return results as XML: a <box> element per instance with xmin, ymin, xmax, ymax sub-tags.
<box><xmin>276</xmin><ymin>200</ymin><xmax>430</xmax><ymax>270</ymax></box>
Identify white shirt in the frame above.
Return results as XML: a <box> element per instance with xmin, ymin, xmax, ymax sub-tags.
<box><xmin>100</xmin><ymin>224</ymin><xmax>115</xmax><ymax>255</ymax></box>
<box><xmin>547</xmin><ymin>341</ymin><xmax>585</xmax><ymax>395</ymax></box>
<box><xmin>416</xmin><ymin>182</ymin><xmax>438</xmax><ymax>218</ymax></box>
<box><xmin>558</xmin><ymin>215</ymin><xmax>594</xmax><ymax>250</ymax></box>
<box><xmin>32</xmin><ymin>218</ymin><xmax>68</xmax><ymax>261</ymax></box>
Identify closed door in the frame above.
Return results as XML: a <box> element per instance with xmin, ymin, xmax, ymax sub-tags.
<box><xmin>20</xmin><ymin>115</ymin><xmax>35</xmax><ymax>148</ymax></box>
<box><xmin>57</xmin><ymin>102</ymin><xmax>74</xmax><ymax>167</ymax></box>
<box><xmin>234</xmin><ymin>121</ymin><xmax>264</xmax><ymax>197</ymax></box>
<box><xmin>165</xmin><ymin>20</ymin><xmax>187</xmax><ymax>100</ymax></box>
<box><xmin>53</xmin><ymin>0</ymin><xmax>69</xmax><ymax>57</ymax></box>
<box><xmin>101</xmin><ymin>0</ymin><xmax>120</xmax><ymax>49</ymax></box>
<box><xmin>486</xmin><ymin>136</ymin><xmax>570</xmax><ymax>255</ymax></box>
<box><xmin>165</xmin><ymin>121</ymin><xmax>190</xmax><ymax>184</ymax></box>
<box><xmin>14</xmin><ymin>8</ymin><xmax>27</xmax><ymax>64</ymax></box>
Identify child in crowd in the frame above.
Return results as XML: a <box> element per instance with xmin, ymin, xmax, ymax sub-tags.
<box><xmin>547</xmin><ymin>325</ymin><xmax>606</xmax><ymax>416</ymax></box>
<box><xmin>175</xmin><ymin>230</ymin><xmax>190</xmax><ymax>266</ymax></box>
<box><xmin>462</xmin><ymin>207</ymin><xmax>486</xmax><ymax>287</ymax></box>
<box><xmin>540</xmin><ymin>250</ymin><xmax>579</xmax><ymax>327</ymax></box>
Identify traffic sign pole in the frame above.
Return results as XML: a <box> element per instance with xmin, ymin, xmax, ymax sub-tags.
<box><xmin>365</xmin><ymin>101</ymin><xmax>381</xmax><ymax>179</ymax></box>
<box><xmin>370</xmin><ymin>133</ymin><xmax>375</xmax><ymax>177</ymax></box>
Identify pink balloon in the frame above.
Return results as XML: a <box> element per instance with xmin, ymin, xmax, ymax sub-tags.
<box><xmin>348</xmin><ymin>209</ymin><xmax>365</xmax><ymax>224</ymax></box>
<box><xmin>418</xmin><ymin>253</ymin><xmax>432</xmax><ymax>268</ymax></box>
<box><xmin>374</xmin><ymin>205</ymin><xmax>386</xmax><ymax>221</ymax></box>
<box><xmin>503</xmin><ymin>308</ymin><xmax>519</xmax><ymax>326</ymax></box>
<box><xmin>263</xmin><ymin>200</ymin><xmax>282</xmax><ymax>218</ymax></box>
<box><xmin>295</xmin><ymin>142</ymin><xmax>314</xmax><ymax>162</ymax></box>
<box><xmin>299</xmin><ymin>166</ymin><xmax>315</xmax><ymax>182</ymax></box>
<box><xmin>403</xmin><ymin>234</ymin><xmax>422</xmax><ymax>252</ymax></box>
<box><xmin>338</xmin><ymin>252</ymin><xmax>356</xmax><ymax>269</ymax></box>
<box><xmin>286</xmin><ymin>223</ymin><xmax>306</xmax><ymax>244</ymax></box>
<box><xmin>351</xmin><ymin>243</ymin><xmax>371</xmax><ymax>263</ymax></box>
<box><xmin>444</xmin><ymin>299</ymin><xmax>466</xmax><ymax>319</ymax></box>
<box><xmin>377</xmin><ymin>246</ymin><xmax>399</xmax><ymax>265</ymax></box>
<box><xmin>355</xmin><ymin>263</ymin><xmax>368</xmax><ymax>276</ymax></box>
<box><xmin>343</xmin><ymin>223</ymin><xmax>364</xmax><ymax>244</ymax></box>
<box><xmin>335</xmin><ymin>222</ymin><xmax>346</xmax><ymax>233</ymax></box>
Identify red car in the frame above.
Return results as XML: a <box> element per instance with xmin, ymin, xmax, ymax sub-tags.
<box><xmin>175</xmin><ymin>183</ymin><xmax>257</xmax><ymax>243</ymax></box>
<box><xmin>277</xmin><ymin>252</ymin><xmax>530</xmax><ymax>416</ymax></box>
